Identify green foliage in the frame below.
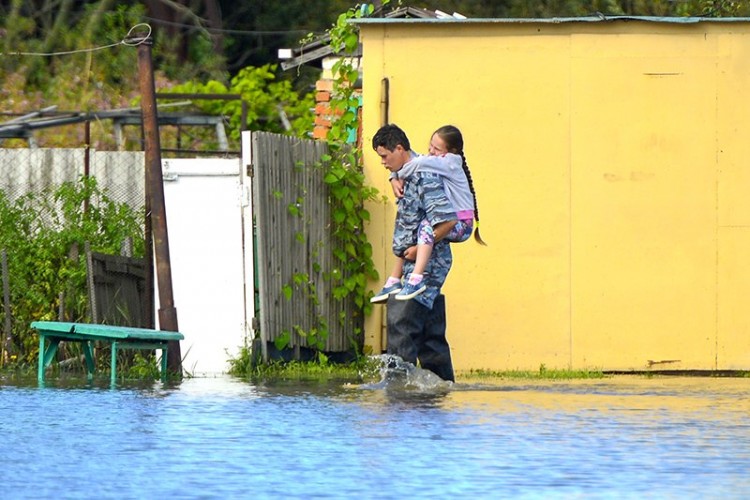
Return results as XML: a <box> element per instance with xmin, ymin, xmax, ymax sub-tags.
<box><xmin>123</xmin><ymin>352</ymin><xmax>160</xmax><ymax>380</ymax></box>
<box><xmin>227</xmin><ymin>343</ymin><xmax>254</xmax><ymax>376</ymax></box>
<box><xmin>2</xmin><ymin>4</ymin><xmax>145</xmax><ymax>98</ymax></box>
<box><xmin>699</xmin><ymin>0</ymin><xmax>747</xmax><ymax>16</ymax></box>
<box><xmin>0</xmin><ymin>2</ymin><xmax>224</xmax><ymax>148</ymax></box>
<box><xmin>0</xmin><ymin>177</ymin><xmax>144</xmax><ymax>365</ymax></box>
<box><xmin>165</xmin><ymin>64</ymin><xmax>315</xmax><ymax>145</ymax></box>
<box><xmin>321</xmin><ymin>2</ymin><xmax>384</xmax><ymax>318</ymax></box>
<box><xmin>228</xmin><ymin>352</ymin><xmax>382</xmax><ymax>382</ymax></box>
<box><xmin>0</xmin><ymin>2</ymin><xmax>224</xmax><ymax>89</ymax></box>
<box><xmin>249</xmin><ymin>3</ymin><xmax>384</xmax><ymax>368</ymax></box>
<box><xmin>280</xmin><ymin>269</ymin><xmax>330</xmax><ymax>351</ymax></box>
<box><xmin>0</xmin><ymin>3</ymin><xmax>190</xmax><ymax>149</ymax></box>
<box><xmin>462</xmin><ymin>367</ymin><xmax>607</xmax><ymax>380</ymax></box>
<box><xmin>275</xmin><ymin>331</ymin><xmax>292</xmax><ymax>351</ymax></box>
<box><xmin>320</xmin><ymin>151</ymin><xmax>380</xmax><ymax>313</ymax></box>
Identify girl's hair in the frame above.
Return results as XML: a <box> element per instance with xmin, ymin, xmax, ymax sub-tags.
<box><xmin>433</xmin><ymin>125</ymin><xmax>487</xmax><ymax>245</ymax></box>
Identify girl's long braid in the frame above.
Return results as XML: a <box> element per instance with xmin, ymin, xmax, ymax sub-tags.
<box><xmin>459</xmin><ymin>151</ymin><xmax>486</xmax><ymax>245</ymax></box>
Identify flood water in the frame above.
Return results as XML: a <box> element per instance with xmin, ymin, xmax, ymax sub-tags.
<box><xmin>1</xmin><ymin>360</ymin><xmax>749</xmax><ymax>499</ymax></box>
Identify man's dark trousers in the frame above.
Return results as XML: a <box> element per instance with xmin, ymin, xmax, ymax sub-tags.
<box><xmin>386</xmin><ymin>294</ymin><xmax>455</xmax><ymax>382</ymax></box>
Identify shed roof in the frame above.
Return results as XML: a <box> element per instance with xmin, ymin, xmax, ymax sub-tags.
<box><xmin>351</xmin><ymin>15</ymin><xmax>750</xmax><ymax>25</ymax></box>
<box><xmin>280</xmin><ymin>6</ymin><xmax>450</xmax><ymax>71</ymax></box>
<box><xmin>282</xmin><ymin>13</ymin><xmax>750</xmax><ymax>71</ymax></box>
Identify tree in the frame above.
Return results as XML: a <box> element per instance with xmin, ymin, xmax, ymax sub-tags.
<box><xmin>143</xmin><ymin>0</ymin><xmax>225</xmax><ymax>74</ymax></box>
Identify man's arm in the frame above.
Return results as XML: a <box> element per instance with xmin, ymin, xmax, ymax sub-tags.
<box><xmin>392</xmin><ymin>171</ymin><xmax>456</xmax><ymax>257</ymax></box>
<box><xmin>434</xmin><ymin>220</ymin><xmax>458</xmax><ymax>241</ymax></box>
<box><xmin>402</xmin><ymin>220</ymin><xmax>456</xmax><ymax>261</ymax></box>
<box><xmin>401</xmin><ymin>172</ymin><xmax>457</xmax><ymax>261</ymax></box>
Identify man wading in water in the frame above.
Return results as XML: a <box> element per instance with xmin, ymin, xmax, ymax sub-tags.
<box><xmin>371</xmin><ymin>124</ymin><xmax>457</xmax><ymax>382</ymax></box>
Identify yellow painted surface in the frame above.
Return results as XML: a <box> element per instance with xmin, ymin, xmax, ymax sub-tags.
<box><xmin>358</xmin><ymin>20</ymin><xmax>750</xmax><ymax>371</ymax></box>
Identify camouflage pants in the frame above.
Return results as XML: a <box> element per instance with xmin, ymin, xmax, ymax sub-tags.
<box><xmin>386</xmin><ymin>294</ymin><xmax>455</xmax><ymax>382</ymax></box>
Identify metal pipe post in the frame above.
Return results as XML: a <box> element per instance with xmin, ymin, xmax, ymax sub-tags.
<box><xmin>136</xmin><ymin>37</ymin><xmax>182</xmax><ymax>375</ymax></box>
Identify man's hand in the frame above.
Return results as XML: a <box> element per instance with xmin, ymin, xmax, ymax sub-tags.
<box><xmin>403</xmin><ymin>245</ymin><xmax>417</xmax><ymax>261</ymax></box>
<box><xmin>434</xmin><ymin>220</ymin><xmax>457</xmax><ymax>241</ymax></box>
<box><xmin>390</xmin><ymin>178</ymin><xmax>404</xmax><ymax>198</ymax></box>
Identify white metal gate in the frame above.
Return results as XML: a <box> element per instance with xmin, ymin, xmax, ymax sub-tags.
<box><xmin>159</xmin><ymin>156</ymin><xmax>254</xmax><ymax>375</ymax></box>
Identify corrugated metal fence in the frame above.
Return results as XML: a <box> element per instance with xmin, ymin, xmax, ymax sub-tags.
<box><xmin>251</xmin><ymin>132</ymin><xmax>360</xmax><ymax>357</ymax></box>
<box><xmin>0</xmin><ymin>148</ymin><xmax>144</xmax><ymax>211</ymax></box>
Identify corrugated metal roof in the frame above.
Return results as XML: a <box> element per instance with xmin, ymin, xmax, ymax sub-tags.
<box><xmin>352</xmin><ymin>15</ymin><xmax>750</xmax><ymax>25</ymax></box>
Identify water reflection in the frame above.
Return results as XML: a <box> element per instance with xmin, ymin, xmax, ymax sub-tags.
<box><xmin>1</xmin><ymin>362</ymin><xmax>749</xmax><ymax>498</ymax></box>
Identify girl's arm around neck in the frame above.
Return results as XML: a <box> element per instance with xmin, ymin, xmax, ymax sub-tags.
<box><xmin>396</xmin><ymin>153</ymin><xmax>462</xmax><ymax>179</ymax></box>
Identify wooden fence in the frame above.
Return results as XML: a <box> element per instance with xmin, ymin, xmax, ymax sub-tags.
<box><xmin>86</xmin><ymin>246</ymin><xmax>148</xmax><ymax>328</ymax></box>
<box><xmin>251</xmin><ymin>131</ymin><xmax>360</xmax><ymax>360</ymax></box>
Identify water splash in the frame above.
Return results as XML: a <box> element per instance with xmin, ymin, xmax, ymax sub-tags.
<box><xmin>359</xmin><ymin>354</ymin><xmax>453</xmax><ymax>392</ymax></box>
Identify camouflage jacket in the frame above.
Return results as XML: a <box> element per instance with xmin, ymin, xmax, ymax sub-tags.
<box><xmin>393</xmin><ymin>170</ymin><xmax>457</xmax><ymax>309</ymax></box>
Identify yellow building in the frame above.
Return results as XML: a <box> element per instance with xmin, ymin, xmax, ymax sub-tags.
<box><xmin>355</xmin><ymin>16</ymin><xmax>750</xmax><ymax>373</ymax></box>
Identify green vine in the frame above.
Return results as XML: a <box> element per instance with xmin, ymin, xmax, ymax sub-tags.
<box><xmin>226</xmin><ymin>3</ymin><xmax>388</xmax><ymax>371</ymax></box>
<box><xmin>278</xmin><ymin>3</ymin><xmax>385</xmax><ymax>361</ymax></box>
<box><xmin>320</xmin><ymin>3</ymin><xmax>384</xmax><ymax>323</ymax></box>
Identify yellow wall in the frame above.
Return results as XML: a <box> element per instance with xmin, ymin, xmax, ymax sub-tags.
<box><xmin>358</xmin><ymin>19</ymin><xmax>750</xmax><ymax>372</ymax></box>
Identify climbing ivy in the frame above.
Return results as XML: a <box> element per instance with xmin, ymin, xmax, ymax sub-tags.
<box><xmin>227</xmin><ymin>3</ymin><xmax>388</xmax><ymax>371</ymax></box>
<box><xmin>319</xmin><ymin>3</ymin><xmax>385</xmax><ymax>325</ymax></box>
<box><xmin>275</xmin><ymin>3</ymin><xmax>385</xmax><ymax>362</ymax></box>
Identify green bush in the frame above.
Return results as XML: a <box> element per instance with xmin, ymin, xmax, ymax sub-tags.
<box><xmin>0</xmin><ymin>176</ymin><xmax>144</xmax><ymax>365</ymax></box>
<box><xmin>165</xmin><ymin>64</ymin><xmax>315</xmax><ymax>147</ymax></box>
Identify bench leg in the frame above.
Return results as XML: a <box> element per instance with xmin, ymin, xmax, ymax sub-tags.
<box><xmin>38</xmin><ymin>335</ymin><xmax>61</xmax><ymax>383</ymax></box>
<box><xmin>83</xmin><ymin>341</ymin><xmax>95</xmax><ymax>380</ymax></box>
<box><xmin>111</xmin><ymin>341</ymin><xmax>118</xmax><ymax>386</ymax></box>
<box><xmin>161</xmin><ymin>347</ymin><xmax>168</xmax><ymax>382</ymax></box>
<box><xmin>38</xmin><ymin>335</ymin><xmax>45</xmax><ymax>383</ymax></box>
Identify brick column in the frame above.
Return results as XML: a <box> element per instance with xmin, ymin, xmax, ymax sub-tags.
<box><xmin>313</xmin><ymin>79</ymin><xmax>334</xmax><ymax>140</ymax></box>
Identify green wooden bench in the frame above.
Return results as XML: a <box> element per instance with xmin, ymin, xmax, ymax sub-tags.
<box><xmin>31</xmin><ymin>321</ymin><xmax>184</xmax><ymax>384</ymax></box>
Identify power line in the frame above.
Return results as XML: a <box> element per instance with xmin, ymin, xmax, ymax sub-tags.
<box><xmin>143</xmin><ymin>16</ymin><xmax>315</xmax><ymax>36</ymax></box>
<box><xmin>0</xmin><ymin>23</ymin><xmax>152</xmax><ymax>57</ymax></box>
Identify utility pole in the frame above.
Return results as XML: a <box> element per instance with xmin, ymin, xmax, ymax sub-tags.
<box><xmin>135</xmin><ymin>35</ymin><xmax>182</xmax><ymax>375</ymax></box>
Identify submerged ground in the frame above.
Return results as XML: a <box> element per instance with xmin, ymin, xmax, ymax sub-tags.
<box><xmin>1</xmin><ymin>360</ymin><xmax>748</xmax><ymax>498</ymax></box>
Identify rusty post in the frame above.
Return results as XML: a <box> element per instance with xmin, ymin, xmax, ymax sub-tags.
<box><xmin>136</xmin><ymin>36</ymin><xmax>182</xmax><ymax>375</ymax></box>
<box><xmin>144</xmin><ymin>154</ymin><xmax>154</xmax><ymax>330</ymax></box>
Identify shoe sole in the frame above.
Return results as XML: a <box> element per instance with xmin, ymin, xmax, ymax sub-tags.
<box><xmin>370</xmin><ymin>288</ymin><xmax>402</xmax><ymax>303</ymax></box>
<box><xmin>395</xmin><ymin>286</ymin><xmax>426</xmax><ymax>301</ymax></box>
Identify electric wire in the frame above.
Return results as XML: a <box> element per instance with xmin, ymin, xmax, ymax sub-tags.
<box><xmin>0</xmin><ymin>23</ymin><xmax>152</xmax><ymax>57</ymax></box>
<box><xmin>142</xmin><ymin>16</ymin><xmax>312</xmax><ymax>36</ymax></box>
